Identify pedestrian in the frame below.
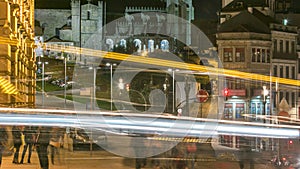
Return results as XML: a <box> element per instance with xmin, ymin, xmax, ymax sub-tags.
<box><xmin>131</xmin><ymin>135</ymin><xmax>147</xmax><ymax>169</ymax></box>
<box><xmin>49</xmin><ymin>127</ymin><xmax>64</xmax><ymax>165</ymax></box>
<box><xmin>0</xmin><ymin>126</ymin><xmax>8</xmax><ymax>167</ymax></box>
<box><xmin>20</xmin><ymin>126</ymin><xmax>35</xmax><ymax>164</ymax></box>
<box><xmin>35</xmin><ymin>126</ymin><xmax>51</xmax><ymax>169</ymax></box>
<box><xmin>12</xmin><ymin>126</ymin><xmax>22</xmax><ymax>164</ymax></box>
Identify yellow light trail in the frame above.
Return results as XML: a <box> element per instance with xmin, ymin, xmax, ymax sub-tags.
<box><xmin>0</xmin><ymin>37</ymin><xmax>18</xmax><ymax>46</ymax></box>
<box><xmin>0</xmin><ymin>77</ymin><xmax>18</xmax><ymax>95</ymax></box>
<box><xmin>47</xmin><ymin>45</ymin><xmax>300</xmax><ymax>87</ymax></box>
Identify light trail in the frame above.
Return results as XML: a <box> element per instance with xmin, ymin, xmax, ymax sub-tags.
<box><xmin>47</xmin><ymin>45</ymin><xmax>300</xmax><ymax>87</ymax></box>
<box><xmin>0</xmin><ymin>108</ymin><xmax>299</xmax><ymax>139</ymax></box>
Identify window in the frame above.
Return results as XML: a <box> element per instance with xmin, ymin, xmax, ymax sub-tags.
<box><xmin>262</xmin><ymin>49</ymin><xmax>266</xmax><ymax>63</ymax></box>
<box><xmin>292</xmin><ymin>66</ymin><xmax>295</xmax><ymax>79</ymax></box>
<box><xmin>235</xmin><ymin>48</ymin><xmax>245</xmax><ymax>62</ymax></box>
<box><xmin>87</xmin><ymin>11</ymin><xmax>91</xmax><ymax>20</ymax></box>
<box><xmin>291</xmin><ymin>41</ymin><xmax>295</xmax><ymax>53</ymax></box>
<box><xmin>292</xmin><ymin>93</ymin><xmax>295</xmax><ymax>107</ymax></box>
<box><xmin>286</xmin><ymin>66</ymin><xmax>289</xmax><ymax>78</ymax></box>
<box><xmin>280</xmin><ymin>40</ymin><xmax>283</xmax><ymax>53</ymax></box>
<box><xmin>273</xmin><ymin>39</ymin><xmax>277</xmax><ymax>53</ymax></box>
<box><xmin>280</xmin><ymin>65</ymin><xmax>283</xmax><ymax>77</ymax></box>
<box><xmin>286</xmin><ymin>40</ymin><xmax>289</xmax><ymax>53</ymax></box>
<box><xmin>273</xmin><ymin>65</ymin><xmax>277</xmax><ymax>77</ymax></box>
<box><xmin>252</xmin><ymin>48</ymin><xmax>256</xmax><ymax>62</ymax></box>
<box><xmin>279</xmin><ymin>92</ymin><xmax>284</xmax><ymax>101</ymax></box>
<box><xmin>224</xmin><ymin>48</ymin><xmax>233</xmax><ymax>62</ymax></box>
<box><xmin>256</xmin><ymin>49</ymin><xmax>261</xmax><ymax>62</ymax></box>
<box><xmin>266</xmin><ymin>49</ymin><xmax>270</xmax><ymax>63</ymax></box>
<box><xmin>235</xmin><ymin>79</ymin><xmax>245</xmax><ymax>89</ymax></box>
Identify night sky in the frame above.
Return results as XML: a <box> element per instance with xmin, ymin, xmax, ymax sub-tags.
<box><xmin>35</xmin><ymin>0</ymin><xmax>221</xmax><ymax>20</ymax></box>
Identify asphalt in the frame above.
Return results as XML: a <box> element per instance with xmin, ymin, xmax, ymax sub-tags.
<box><xmin>0</xmin><ymin>145</ymin><xmax>284</xmax><ymax>169</ymax></box>
<box><xmin>23</xmin><ymin>91</ymin><xmax>294</xmax><ymax>169</ymax></box>
<box><xmin>1</xmin><ymin>148</ymin><xmax>137</xmax><ymax>169</ymax></box>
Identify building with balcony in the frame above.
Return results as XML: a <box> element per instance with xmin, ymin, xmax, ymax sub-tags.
<box><xmin>0</xmin><ymin>0</ymin><xmax>36</xmax><ymax>108</ymax></box>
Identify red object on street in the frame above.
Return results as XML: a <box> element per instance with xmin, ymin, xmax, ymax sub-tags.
<box><xmin>223</xmin><ymin>88</ymin><xmax>229</xmax><ymax>97</ymax></box>
<box><xmin>196</xmin><ymin>89</ymin><xmax>209</xmax><ymax>103</ymax></box>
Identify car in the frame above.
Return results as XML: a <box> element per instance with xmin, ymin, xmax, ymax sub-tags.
<box><xmin>70</xmin><ymin>128</ymin><xmax>107</xmax><ymax>151</ymax></box>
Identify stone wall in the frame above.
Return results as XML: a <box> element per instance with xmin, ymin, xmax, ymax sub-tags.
<box><xmin>35</xmin><ymin>9</ymin><xmax>71</xmax><ymax>41</ymax></box>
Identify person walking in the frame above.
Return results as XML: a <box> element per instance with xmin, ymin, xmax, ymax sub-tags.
<box><xmin>49</xmin><ymin>127</ymin><xmax>63</xmax><ymax>165</ymax></box>
<box><xmin>35</xmin><ymin>126</ymin><xmax>51</xmax><ymax>169</ymax></box>
<box><xmin>12</xmin><ymin>126</ymin><xmax>22</xmax><ymax>164</ymax></box>
<box><xmin>0</xmin><ymin>126</ymin><xmax>8</xmax><ymax>167</ymax></box>
<box><xmin>20</xmin><ymin>126</ymin><xmax>35</xmax><ymax>164</ymax></box>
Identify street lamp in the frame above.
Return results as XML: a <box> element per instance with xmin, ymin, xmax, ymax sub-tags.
<box><xmin>38</xmin><ymin>61</ymin><xmax>48</xmax><ymax>107</ymax></box>
<box><xmin>64</xmin><ymin>55</ymin><xmax>67</xmax><ymax>108</ymax></box>
<box><xmin>106</xmin><ymin>63</ymin><xmax>117</xmax><ymax>111</ymax></box>
<box><xmin>89</xmin><ymin>66</ymin><xmax>101</xmax><ymax>110</ymax></box>
<box><xmin>168</xmin><ymin>68</ymin><xmax>179</xmax><ymax>113</ymax></box>
<box><xmin>262</xmin><ymin>85</ymin><xmax>269</xmax><ymax>124</ymax></box>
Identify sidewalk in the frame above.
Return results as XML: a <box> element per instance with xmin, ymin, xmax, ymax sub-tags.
<box><xmin>1</xmin><ymin>148</ymin><xmax>137</xmax><ymax>169</ymax></box>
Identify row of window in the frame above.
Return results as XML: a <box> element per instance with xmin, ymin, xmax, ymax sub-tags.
<box><xmin>223</xmin><ymin>48</ymin><xmax>245</xmax><ymax>62</ymax></box>
<box><xmin>223</xmin><ymin>43</ymin><xmax>297</xmax><ymax>63</ymax></box>
<box><xmin>273</xmin><ymin>39</ymin><xmax>296</xmax><ymax>54</ymax></box>
<box><xmin>251</xmin><ymin>48</ymin><xmax>270</xmax><ymax>63</ymax></box>
<box><xmin>273</xmin><ymin>65</ymin><xmax>296</xmax><ymax>79</ymax></box>
<box><xmin>223</xmin><ymin>48</ymin><xmax>271</xmax><ymax>63</ymax></box>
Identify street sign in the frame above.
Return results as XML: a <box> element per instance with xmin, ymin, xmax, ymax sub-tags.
<box><xmin>196</xmin><ymin>89</ymin><xmax>209</xmax><ymax>103</ymax></box>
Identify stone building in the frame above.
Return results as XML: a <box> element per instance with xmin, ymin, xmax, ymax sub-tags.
<box><xmin>0</xmin><ymin>0</ymin><xmax>36</xmax><ymax>108</ymax></box>
<box><xmin>217</xmin><ymin>0</ymin><xmax>298</xmax><ymax>150</ymax></box>
<box><xmin>35</xmin><ymin>0</ymin><xmax>194</xmax><ymax>62</ymax></box>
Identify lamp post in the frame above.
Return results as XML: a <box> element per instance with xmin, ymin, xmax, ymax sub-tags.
<box><xmin>184</xmin><ymin>76</ymin><xmax>191</xmax><ymax>116</ymax></box>
<box><xmin>262</xmin><ymin>85</ymin><xmax>269</xmax><ymax>124</ymax></box>
<box><xmin>106</xmin><ymin>63</ymin><xmax>117</xmax><ymax>111</ymax></box>
<box><xmin>64</xmin><ymin>55</ymin><xmax>67</xmax><ymax>108</ymax></box>
<box><xmin>89</xmin><ymin>66</ymin><xmax>101</xmax><ymax>110</ymax></box>
<box><xmin>38</xmin><ymin>61</ymin><xmax>48</xmax><ymax>107</ymax></box>
<box><xmin>168</xmin><ymin>68</ymin><xmax>179</xmax><ymax>113</ymax></box>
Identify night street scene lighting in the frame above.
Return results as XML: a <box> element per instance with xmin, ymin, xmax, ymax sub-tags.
<box><xmin>0</xmin><ymin>0</ymin><xmax>300</xmax><ymax>169</ymax></box>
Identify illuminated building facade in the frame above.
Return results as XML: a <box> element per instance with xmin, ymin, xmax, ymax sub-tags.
<box><xmin>217</xmin><ymin>0</ymin><xmax>299</xmax><ymax>151</ymax></box>
<box><xmin>0</xmin><ymin>0</ymin><xmax>36</xmax><ymax>108</ymax></box>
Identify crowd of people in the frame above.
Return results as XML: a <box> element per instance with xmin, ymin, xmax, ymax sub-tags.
<box><xmin>0</xmin><ymin>125</ymin><xmax>65</xmax><ymax>169</ymax></box>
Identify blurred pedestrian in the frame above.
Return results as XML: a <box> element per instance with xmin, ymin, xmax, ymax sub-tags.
<box><xmin>35</xmin><ymin>126</ymin><xmax>51</xmax><ymax>169</ymax></box>
<box><xmin>132</xmin><ymin>136</ymin><xmax>147</xmax><ymax>169</ymax></box>
<box><xmin>12</xmin><ymin>126</ymin><xmax>22</xmax><ymax>164</ymax></box>
<box><xmin>20</xmin><ymin>126</ymin><xmax>35</xmax><ymax>164</ymax></box>
<box><xmin>49</xmin><ymin>127</ymin><xmax>64</xmax><ymax>165</ymax></box>
<box><xmin>0</xmin><ymin>126</ymin><xmax>8</xmax><ymax>167</ymax></box>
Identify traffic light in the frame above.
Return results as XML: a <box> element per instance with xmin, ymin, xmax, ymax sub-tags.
<box><xmin>224</xmin><ymin>88</ymin><xmax>229</xmax><ymax>100</ymax></box>
<box><xmin>288</xmin><ymin>140</ymin><xmax>293</xmax><ymax>150</ymax></box>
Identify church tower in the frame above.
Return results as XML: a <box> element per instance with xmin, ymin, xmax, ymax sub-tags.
<box><xmin>71</xmin><ymin>0</ymin><xmax>81</xmax><ymax>46</ymax></box>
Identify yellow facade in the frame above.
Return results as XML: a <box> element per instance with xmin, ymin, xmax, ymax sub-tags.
<box><xmin>0</xmin><ymin>0</ymin><xmax>35</xmax><ymax>108</ymax></box>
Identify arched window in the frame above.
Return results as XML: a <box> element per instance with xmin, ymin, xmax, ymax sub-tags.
<box><xmin>133</xmin><ymin>39</ymin><xmax>142</xmax><ymax>53</ymax></box>
<box><xmin>160</xmin><ymin>39</ymin><xmax>169</xmax><ymax>52</ymax></box>
<box><xmin>148</xmin><ymin>39</ymin><xmax>154</xmax><ymax>52</ymax></box>
<box><xmin>120</xmin><ymin>39</ymin><xmax>127</xmax><ymax>48</ymax></box>
<box><xmin>105</xmin><ymin>39</ymin><xmax>114</xmax><ymax>51</ymax></box>
<box><xmin>87</xmin><ymin>11</ymin><xmax>91</xmax><ymax>20</ymax></box>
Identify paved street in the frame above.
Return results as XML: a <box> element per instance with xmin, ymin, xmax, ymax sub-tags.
<box><xmin>1</xmin><ymin>147</ymin><xmax>280</xmax><ymax>169</ymax></box>
<box><xmin>29</xmin><ymin>91</ymin><xmax>297</xmax><ymax>169</ymax></box>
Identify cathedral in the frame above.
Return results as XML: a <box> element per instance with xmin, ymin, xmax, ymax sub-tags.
<box><xmin>35</xmin><ymin>0</ymin><xmax>194</xmax><ymax>61</ymax></box>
